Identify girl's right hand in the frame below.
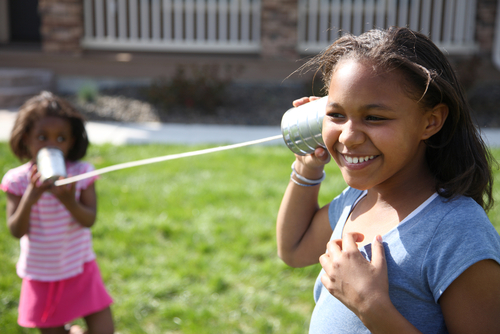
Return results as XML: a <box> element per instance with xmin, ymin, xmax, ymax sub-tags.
<box><xmin>292</xmin><ymin>97</ymin><xmax>331</xmax><ymax>176</ymax></box>
<box><xmin>24</xmin><ymin>165</ymin><xmax>53</xmax><ymax>206</ymax></box>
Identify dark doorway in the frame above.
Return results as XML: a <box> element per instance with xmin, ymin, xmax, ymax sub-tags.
<box><xmin>9</xmin><ymin>0</ymin><xmax>41</xmax><ymax>42</ymax></box>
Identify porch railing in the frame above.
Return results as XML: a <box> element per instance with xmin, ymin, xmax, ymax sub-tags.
<box><xmin>81</xmin><ymin>0</ymin><xmax>261</xmax><ymax>53</ymax></box>
<box><xmin>298</xmin><ymin>0</ymin><xmax>478</xmax><ymax>54</ymax></box>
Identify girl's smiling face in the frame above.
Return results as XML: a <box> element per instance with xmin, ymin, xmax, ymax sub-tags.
<box><xmin>24</xmin><ymin>116</ymin><xmax>74</xmax><ymax>161</ymax></box>
<box><xmin>323</xmin><ymin>60</ymin><xmax>442</xmax><ymax>192</ymax></box>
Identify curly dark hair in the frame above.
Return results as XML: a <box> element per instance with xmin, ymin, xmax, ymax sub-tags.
<box><xmin>298</xmin><ymin>26</ymin><xmax>494</xmax><ymax>211</ymax></box>
<box><xmin>10</xmin><ymin>91</ymin><xmax>89</xmax><ymax>162</ymax></box>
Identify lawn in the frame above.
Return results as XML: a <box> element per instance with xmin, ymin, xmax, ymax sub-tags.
<box><xmin>1</xmin><ymin>142</ymin><xmax>500</xmax><ymax>333</ymax></box>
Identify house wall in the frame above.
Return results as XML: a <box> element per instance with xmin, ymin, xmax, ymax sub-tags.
<box><xmin>261</xmin><ymin>0</ymin><xmax>299</xmax><ymax>59</ymax></box>
<box><xmin>0</xmin><ymin>0</ymin><xmax>9</xmax><ymax>43</ymax></box>
<box><xmin>37</xmin><ymin>0</ymin><xmax>302</xmax><ymax>58</ymax></box>
<box><xmin>37</xmin><ymin>0</ymin><xmax>498</xmax><ymax>61</ymax></box>
<box><xmin>477</xmin><ymin>0</ymin><xmax>498</xmax><ymax>55</ymax></box>
<box><xmin>39</xmin><ymin>0</ymin><xmax>84</xmax><ymax>53</ymax></box>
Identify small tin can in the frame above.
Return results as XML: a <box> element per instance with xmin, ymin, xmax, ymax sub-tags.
<box><xmin>281</xmin><ymin>96</ymin><xmax>328</xmax><ymax>156</ymax></box>
<box><xmin>37</xmin><ymin>147</ymin><xmax>67</xmax><ymax>182</ymax></box>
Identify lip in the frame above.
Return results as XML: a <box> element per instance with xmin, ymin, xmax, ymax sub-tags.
<box><xmin>339</xmin><ymin>153</ymin><xmax>378</xmax><ymax>170</ymax></box>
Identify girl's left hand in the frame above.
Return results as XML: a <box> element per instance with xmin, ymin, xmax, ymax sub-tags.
<box><xmin>319</xmin><ymin>233</ymin><xmax>390</xmax><ymax>318</ymax></box>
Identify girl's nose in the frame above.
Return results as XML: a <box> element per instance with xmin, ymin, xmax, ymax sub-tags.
<box><xmin>338</xmin><ymin>121</ymin><xmax>366</xmax><ymax>148</ymax></box>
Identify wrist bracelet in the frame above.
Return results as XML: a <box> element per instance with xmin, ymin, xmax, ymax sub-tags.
<box><xmin>290</xmin><ymin>172</ymin><xmax>321</xmax><ymax>187</ymax></box>
<box><xmin>291</xmin><ymin>161</ymin><xmax>326</xmax><ymax>185</ymax></box>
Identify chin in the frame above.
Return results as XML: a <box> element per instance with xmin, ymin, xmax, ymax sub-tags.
<box><xmin>342</xmin><ymin>175</ymin><xmax>372</xmax><ymax>191</ymax></box>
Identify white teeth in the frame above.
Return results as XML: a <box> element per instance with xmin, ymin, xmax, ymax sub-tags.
<box><xmin>344</xmin><ymin>155</ymin><xmax>375</xmax><ymax>164</ymax></box>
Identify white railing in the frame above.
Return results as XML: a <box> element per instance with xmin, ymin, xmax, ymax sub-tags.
<box><xmin>81</xmin><ymin>0</ymin><xmax>261</xmax><ymax>53</ymax></box>
<box><xmin>298</xmin><ymin>0</ymin><xmax>478</xmax><ymax>54</ymax></box>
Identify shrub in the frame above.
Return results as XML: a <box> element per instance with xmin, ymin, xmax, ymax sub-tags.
<box><xmin>77</xmin><ymin>82</ymin><xmax>99</xmax><ymax>103</ymax></box>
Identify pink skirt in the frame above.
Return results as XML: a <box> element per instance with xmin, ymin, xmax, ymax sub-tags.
<box><xmin>18</xmin><ymin>260</ymin><xmax>113</xmax><ymax>328</ymax></box>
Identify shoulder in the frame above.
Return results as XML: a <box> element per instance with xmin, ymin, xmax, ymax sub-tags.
<box><xmin>329</xmin><ymin>187</ymin><xmax>364</xmax><ymax>210</ymax></box>
<box><xmin>425</xmin><ymin>194</ymin><xmax>497</xmax><ymax>246</ymax></box>
<box><xmin>422</xmin><ymin>195</ymin><xmax>500</xmax><ymax>300</ymax></box>
<box><xmin>328</xmin><ymin>187</ymin><xmax>365</xmax><ymax>228</ymax></box>
<box><xmin>66</xmin><ymin>161</ymin><xmax>97</xmax><ymax>189</ymax></box>
<box><xmin>428</xmin><ymin>195</ymin><xmax>493</xmax><ymax>237</ymax></box>
<box><xmin>67</xmin><ymin>160</ymin><xmax>95</xmax><ymax>174</ymax></box>
<box><xmin>1</xmin><ymin>163</ymin><xmax>32</xmax><ymax>195</ymax></box>
<box><xmin>332</xmin><ymin>187</ymin><xmax>364</xmax><ymax>205</ymax></box>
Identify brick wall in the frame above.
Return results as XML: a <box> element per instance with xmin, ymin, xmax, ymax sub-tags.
<box><xmin>39</xmin><ymin>0</ymin><xmax>84</xmax><ymax>54</ymax></box>
<box><xmin>476</xmin><ymin>0</ymin><xmax>498</xmax><ymax>54</ymax></box>
<box><xmin>260</xmin><ymin>0</ymin><xmax>299</xmax><ymax>59</ymax></box>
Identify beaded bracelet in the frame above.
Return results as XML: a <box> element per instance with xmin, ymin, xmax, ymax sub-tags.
<box><xmin>290</xmin><ymin>161</ymin><xmax>326</xmax><ymax>186</ymax></box>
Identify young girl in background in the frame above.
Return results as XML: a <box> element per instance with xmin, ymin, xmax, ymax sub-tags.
<box><xmin>1</xmin><ymin>92</ymin><xmax>114</xmax><ymax>334</ymax></box>
<box><xmin>277</xmin><ymin>27</ymin><xmax>500</xmax><ymax>333</ymax></box>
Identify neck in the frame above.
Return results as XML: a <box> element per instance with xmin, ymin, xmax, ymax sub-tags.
<box><xmin>365</xmin><ymin>165</ymin><xmax>437</xmax><ymax>220</ymax></box>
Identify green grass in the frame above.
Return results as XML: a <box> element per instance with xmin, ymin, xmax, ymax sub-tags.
<box><xmin>1</xmin><ymin>143</ymin><xmax>500</xmax><ymax>333</ymax></box>
<box><xmin>0</xmin><ymin>142</ymin><xmax>345</xmax><ymax>334</ymax></box>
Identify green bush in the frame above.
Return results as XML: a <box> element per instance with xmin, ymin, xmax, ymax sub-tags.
<box><xmin>77</xmin><ymin>82</ymin><xmax>99</xmax><ymax>104</ymax></box>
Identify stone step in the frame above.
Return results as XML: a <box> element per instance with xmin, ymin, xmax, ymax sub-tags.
<box><xmin>0</xmin><ymin>68</ymin><xmax>54</xmax><ymax>108</ymax></box>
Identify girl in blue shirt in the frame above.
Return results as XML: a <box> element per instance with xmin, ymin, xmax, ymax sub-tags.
<box><xmin>277</xmin><ymin>27</ymin><xmax>500</xmax><ymax>333</ymax></box>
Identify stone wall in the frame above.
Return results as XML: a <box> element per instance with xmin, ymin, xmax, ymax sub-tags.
<box><xmin>39</xmin><ymin>0</ymin><xmax>84</xmax><ymax>54</ymax></box>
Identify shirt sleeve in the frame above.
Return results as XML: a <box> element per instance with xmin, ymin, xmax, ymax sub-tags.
<box><xmin>1</xmin><ymin>166</ymin><xmax>28</xmax><ymax>196</ymax></box>
<box><xmin>69</xmin><ymin>161</ymin><xmax>98</xmax><ymax>191</ymax></box>
<box><xmin>328</xmin><ymin>187</ymin><xmax>364</xmax><ymax>230</ymax></box>
<box><xmin>423</xmin><ymin>198</ymin><xmax>500</xmax><ymax>302</ymax></box>
<box><xmin>77</xmin><ymin>162</ymin><xmax>99</xmax><ymax>189</ymax></box>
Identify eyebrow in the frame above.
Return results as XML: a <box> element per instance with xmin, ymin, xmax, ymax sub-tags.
<box><xmin>327</xmin><ymin>102</ymin><xmax>395</xmax><ymax>112</ymax></box>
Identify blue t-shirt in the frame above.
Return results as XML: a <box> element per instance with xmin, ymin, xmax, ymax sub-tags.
<box><xmin>309</xmin><ymin>187</ymin><xmax>500</xmax><ymax>334</ymax></box>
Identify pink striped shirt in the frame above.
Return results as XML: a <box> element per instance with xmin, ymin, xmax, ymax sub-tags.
<box><xmin>1</xmin><ymin>161</ymin><xmax>98</xmax><ymax>281</ymax></box>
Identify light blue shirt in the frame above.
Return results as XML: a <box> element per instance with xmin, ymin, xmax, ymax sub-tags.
<box><xmin>309</xmin><ymin>187</ymin><xmax>500</xmax><ymax>333</ymax></box>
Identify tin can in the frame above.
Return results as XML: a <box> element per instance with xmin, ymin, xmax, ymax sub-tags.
<box><xmin>37</xmin><ymin>147</ymin><xmax>67</xmax><ymax>182</ymax></box>
<box><xmin>281</xmin><ymin>96</ymin><xmax>328</xmax><ymax>156</ymax></box>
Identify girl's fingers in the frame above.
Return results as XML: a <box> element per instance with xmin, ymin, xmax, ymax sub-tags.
<box><xmin>370</xmin><ymin>235</ymin><xmax>386</xmax><ymax>269</ymax></box>
<box><xmin>342</xmin><ymin>232</ymin><xmax>365</xmax><ymax>252</ymax></box>
<box><xmin>325</xmin><ymin>232</ymin><xmax>364</xmax><ymax>260</ymax></box>
<box><xmin>326</xmin><ymin>238</ymin><xmax>344</xmax><ymax>257</ymax></box>
<box><xmin>292</xmin><ymin>96</ymin><xmax>321</xmax><ymax>108</ymax></box>
<box><xmin>292</xmin><ymin>97</ymin><xmax>311</xmax><ymax>108</ymax></box>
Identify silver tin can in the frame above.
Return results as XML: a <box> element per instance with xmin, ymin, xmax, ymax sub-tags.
<box><xmin>37</xmin><ymin>147</ymin><xmax>67</xmax><ymax>182</ymax></box>
<box><xmin>281</xmin><ymin>96</ymin><xmax>328</xmax><ymax>156</ymax></box>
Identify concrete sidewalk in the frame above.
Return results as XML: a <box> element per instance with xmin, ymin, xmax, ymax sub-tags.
<box><xmin>2</xmin><ymin>108</ymin><xmax>500</xmax><ymax>147</ymax></box>
<box><xmin>0</xmin><ymin>109</ymin><xmax>284</xmax><ymax>146</ymax></box>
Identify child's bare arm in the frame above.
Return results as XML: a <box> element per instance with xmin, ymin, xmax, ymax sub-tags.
<box><xmin>51</xmin><ymin>182</ymin><xmax>97</xmax><ymax>228</ymax></box>
<box><xmin>277</xmin><ymin>185</ymin><xmax>332</xmax><ymax>267</ymax></box>
<box><xmin>277</xmin><ymin>96</ymin><xmax>333</xmax><ymax>267</ymax></box>
<box><xmin>439</xmin><ymin>259</ymin><xmax>500</xmax><ymax>333</ymax></box>
<box><xmin>7</xmin><ymin>168</ymin><xmax>52</xmax><ymax>238</ymax></box>
<box><xmin>6</xmin><ymin>192</ymin><xmax>30</xmax><ymax>238</ymax></box>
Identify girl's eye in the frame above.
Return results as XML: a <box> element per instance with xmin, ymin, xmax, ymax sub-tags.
<box><xmin>57</xmin><ymin>136</ymin><xmax>65</xmax><ymax>143</ymax></box>
<box><xmin>366</xmin><ymin>115</ymin><xmax>385</xmax><ymax>121</ymax></box>
<box><xmin>37</xmin><ymin>135</ymin><xmax>46</xmax><ymax>141</ymax></box>
<box><xmin>327</xmin><ymin>113</ymin><xmax>345</xmax><ymax>119</ymax></box>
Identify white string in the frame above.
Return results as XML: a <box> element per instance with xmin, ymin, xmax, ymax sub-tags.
<box><xmin>54</xmin><ymin>134</ymin><xmax>283</xmax><ymax>186</ymax></box>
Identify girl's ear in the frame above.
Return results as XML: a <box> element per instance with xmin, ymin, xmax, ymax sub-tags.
<box><xmin>421</xmin><ymin>103</ymin><xmax>449</xmax><ymax>140</ymax></box>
